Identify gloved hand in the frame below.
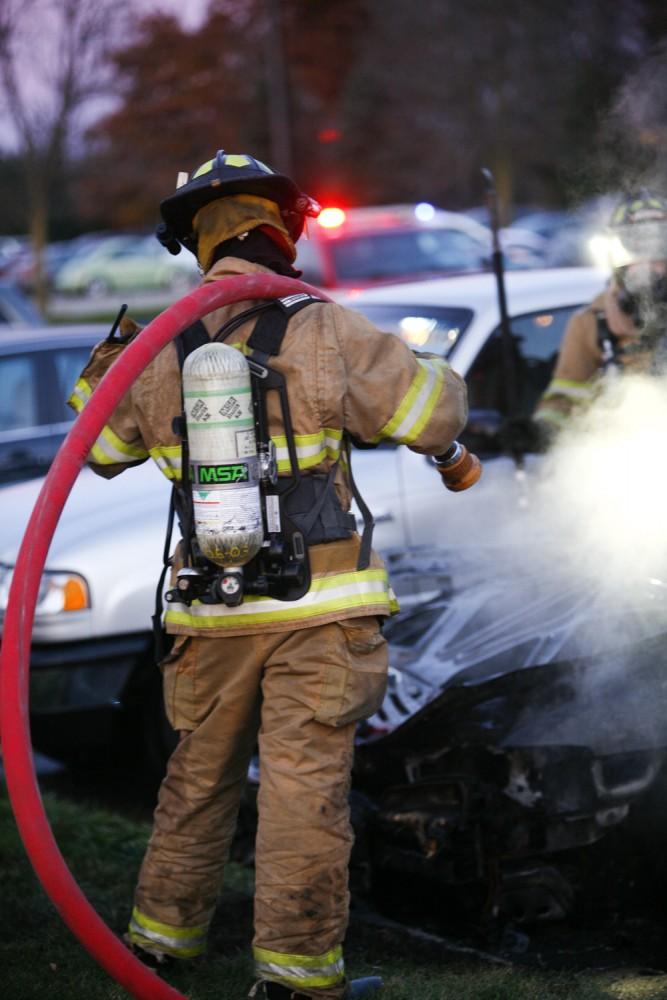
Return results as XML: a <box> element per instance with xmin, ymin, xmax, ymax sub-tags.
<box><xmin>498</xmin><ymin>416</ymin><xmax>553</xmax><ymax>455</ymax></box>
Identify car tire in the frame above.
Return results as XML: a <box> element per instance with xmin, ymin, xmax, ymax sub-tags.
<box><xmin>85</xmin><ymin>276</ymin><xmax>111</xmax><ymax>298</ymax></box>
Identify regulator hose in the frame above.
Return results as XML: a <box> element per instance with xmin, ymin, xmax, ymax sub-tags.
<box><xmin>0</xmin><ymin>275</ymin><xmax>329</xmax><ymax>1000</ymax></box>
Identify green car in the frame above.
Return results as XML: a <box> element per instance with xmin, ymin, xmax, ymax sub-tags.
<box><xmin>54</xmin><ymin>234</ymin><xmax>199</xmax><ymax>296</ymax></box>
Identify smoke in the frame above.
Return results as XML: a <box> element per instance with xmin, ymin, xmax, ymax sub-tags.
<box><xmin>537</xmin><ymin>373</ymin><xmax>667</xmax><ymax>586</ymax></box>
<box><xmin>592</xmin><ymin>37</ymin><xmax>667</xmax><ymax>199</ymax></box>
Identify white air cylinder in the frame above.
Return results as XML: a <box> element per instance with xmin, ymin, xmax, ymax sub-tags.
<box><xmin>182</xmin><ymin>342</ymin><xmax>264</xmax><ymax>567</ymax></box>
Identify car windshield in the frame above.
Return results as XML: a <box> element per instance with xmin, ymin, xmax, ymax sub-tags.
<box><xmin>354</xmin><ymin>303</ymin><xmax>474</xmax><ymax>357</ymax></box>
<box><xmin>329</xmin><ymin>228</ymin><xmax>488</xmax><ymax>281</ymax></box>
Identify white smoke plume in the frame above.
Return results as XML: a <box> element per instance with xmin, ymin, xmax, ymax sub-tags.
<box><xmin>537</xmin><ymin>373</ymin><xmax>667</xmax><ymax>587</ymax></box>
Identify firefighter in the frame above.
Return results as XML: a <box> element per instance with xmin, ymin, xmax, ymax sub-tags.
<box><xmin>502</xmin><ymin>190</ymin><xmax>667</xmax><ymax>454</ymax></box>
<box><xmin>68</xmin><ymin>151</ymin><xmax>475</xmax><ymax>1000</ymax></box>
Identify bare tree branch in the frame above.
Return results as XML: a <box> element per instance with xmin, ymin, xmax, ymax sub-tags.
<box><xmin>0</xmin><ymin>0</ymin><xmax>130</xmax><ymax>311</ymax></box>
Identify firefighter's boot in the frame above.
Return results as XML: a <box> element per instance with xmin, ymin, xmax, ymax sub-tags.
<box><xmin>259</xmin><ymin>976</ymin><xmax>382</xmax><ymax>999</ymax></box>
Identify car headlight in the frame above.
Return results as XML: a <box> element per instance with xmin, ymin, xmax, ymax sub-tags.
<box><xmin>0</xmin><ymin>563</ymin><xmax>90</xmax><ymax>617</ymax></box>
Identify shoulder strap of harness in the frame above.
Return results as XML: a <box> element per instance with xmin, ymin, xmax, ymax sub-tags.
<box><xmin>242</xmin><ymin>295</ymin><xmax>374</xmax><ymax>570</ymax></box>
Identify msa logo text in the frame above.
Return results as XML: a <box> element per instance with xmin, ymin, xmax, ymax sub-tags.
<box><xmin>195</xmin><ymin>463</ymin><xmax>249</xmax><ymax>484</ymax></box>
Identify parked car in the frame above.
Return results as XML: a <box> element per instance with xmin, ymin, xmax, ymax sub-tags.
<box><xmin>295</xmin><ymin>203</ymin><xmax>492</xmax><ymax>291</ymax></box>
<box><xmin>54</xmin><ymin>234</ymin><xmax>200</xmax><ymax>297</ymax></box>
<box><xmin>506</xmin><ymin>198</ymin><xmax>619</xmax><ymax>270</ymax></box>
<box><xmin>0</xmin><ymin>325</ymin><xmax>105</xmax><ymax>484</ymax></box>
<box><xmin>0</xmin><ymin>282</ymin><xmax>42</xmax><ymax>328</ymax></box>
<box><xmin>6</xmin><ymin>266</ymin><xmax>659</xmax><ymax>926</ymax></box>
<box><xmin>1</xmin><ymin>235</ymin><xmax>102</xmax><ymax>293</ymax></box>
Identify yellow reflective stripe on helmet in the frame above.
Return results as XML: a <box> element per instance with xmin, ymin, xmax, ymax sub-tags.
<box><xmin>192</xmin><ymin>158</ymin><xmax>214</xmax><ymax>179</ymax></box>
<box><xmin>272</xmin><ymin>428</ymin><xmax>343</xmax><ymax>472</ymax></box>
<box><xmin>149</xmin><ymin>445</ymin><xmax>183</xmax><ymax>481</ymax></box>
<box><xmin>164</xmin><ymin>567</ymin><xmax>398</xmax><ymax>629</ymax></box>
<box><xmin>224</xmin><ymin>153</ymin><xmax>252</xmax><ymax>167</ymax></box>
<box><xmin>543</xmin><ymin>378</ymin><xmax>594</xmax><ymax>401</ymax></box>
<box><xmin>374</xmin><ymin>358</ymin><xmax>445</xmax><ymax>445</ymax></box>
<box><xmin>128</xmin><ymin>907</ymin><xmax>207</xmax><ymax>958</ymax></box>
<box><xmin>254</xmin><ymin>944</ymin><xmax>345</xmax><ymax>988</ymax></box>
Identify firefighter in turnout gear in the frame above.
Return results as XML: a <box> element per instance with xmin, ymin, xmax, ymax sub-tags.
<box><xmin>528</xmin><ymin>190</ymin><xmax>667</xmax><ymax>447</ymax></box>
<box><xmin>68</xmin><ymin>151</ymin><xmax>475</xmax><ymax>999</ymax></box>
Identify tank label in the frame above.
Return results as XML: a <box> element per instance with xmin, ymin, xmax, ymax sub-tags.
<box><xmin>235</xmin><ymin>429</ymin><xmax>256</xmax><ymax>456</ymax></box>
<box><xmin>195</xmin><ymin>462</ymin><xmax>249</xmax><ymax>484</ymax></box>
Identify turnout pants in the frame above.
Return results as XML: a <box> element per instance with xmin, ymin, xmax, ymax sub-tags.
<box><xmin>127</xmin><ymin>617</ymin><xmax>388</xmax><ymax>998</ymax></box>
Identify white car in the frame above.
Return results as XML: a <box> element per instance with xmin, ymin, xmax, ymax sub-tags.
<box><xmin>345</xmin><ymin>266</ymin><xmax>606</xmax><ymax>552</ymax></box>
<box><xmin>0</xmin><ymin>267</ymin><xmax>606</xmax><ymax>769</ymax></box>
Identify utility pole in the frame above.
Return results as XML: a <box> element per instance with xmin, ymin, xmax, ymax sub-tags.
<box><xmin>264</xmin><ymin>0</ymin><xmax>293</xmax><ymax>175</ymax></box>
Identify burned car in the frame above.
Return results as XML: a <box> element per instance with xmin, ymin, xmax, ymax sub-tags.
<box><xmin>339</xmin><ymin>545</ymin><xmax>667</xmax><ymax>926</ymax></box>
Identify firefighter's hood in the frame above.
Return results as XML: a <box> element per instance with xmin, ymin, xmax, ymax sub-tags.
<box><xmin>193</xmin><ymin>194</ymin><xmax>297</xmax><ymax>271</ymax></box>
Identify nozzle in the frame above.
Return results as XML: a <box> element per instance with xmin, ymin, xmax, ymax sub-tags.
<box><xmin>433</xmin><ymin>441</ymin><xmax>482</xmax><ymax>492</ymax></box>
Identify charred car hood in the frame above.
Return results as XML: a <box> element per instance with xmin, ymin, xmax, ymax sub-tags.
<box><xmin>368</xmin><ymin>547</ymin><xmax>667</xmax><ymax>757</ymax></box>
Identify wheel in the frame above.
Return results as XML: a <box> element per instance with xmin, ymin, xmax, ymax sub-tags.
<box><xmin>85</xmin><ymin>276</ymin><xmax>110</xmax><ymax>297</ymax></box>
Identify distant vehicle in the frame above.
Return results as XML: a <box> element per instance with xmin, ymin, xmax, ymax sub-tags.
<box><xmin>54</xmin><ymin>234</ymin><xmax>200</xmax><ymax>297</ymax></box>
<box><xmin>0</xmin><ymin>283</ymin><xmax>42</xmax><ymax>328</ymax></box>
<box><xmin>0</xmin><ymin>325</ymin><xmax>104</xmax><ymax>484</ymax></box>
<box><xmin>507</xmin><ymin>198</ymin><xmax>619</xmax><ymax>269</ymax></box>
<box><xmin>0</xmin><ymin>236</ymin><xmax>28</xmax><ymax>276</ymax></box>
<box><xmin>2</xmin><ymin>236</ymin><xmax>100</xmax><ymax>293</ymax></box>
<box><xmin>296</xmin><ymin>203</ymin><xmax>492</xmax><ymax>291</ymax></box>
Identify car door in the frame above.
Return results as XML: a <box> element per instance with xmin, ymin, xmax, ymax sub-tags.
<box><xmin>0</xmin><ymin>351</ymin><xmax>48</xmax><ymax>482</ymax></box>
<box><xmin>0</xmin><ymin>342</ymin><xmax>97</xmax><ymax>484</ymax></box>
<box><xmin>348</xmin><ymin>300</ymin><xmax>476</xmax><ymax>551</ymax></box>
<box><xmin>400</xmin><ymin>303</ymin><xmax>586</xmax><ymax>548</ymax></box>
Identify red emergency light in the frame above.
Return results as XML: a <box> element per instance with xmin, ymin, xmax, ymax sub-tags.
<box><xmin>317</xmin><ymin>207</ymin><xmax>346</xmax><ymax>229</ymax></box>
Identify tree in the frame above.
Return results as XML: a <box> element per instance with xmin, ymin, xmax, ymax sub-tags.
<box><xmin>595</xmin><ymin>34</ymin><xmax>667</xmax><ymax>195</ymax></box>
<box><xmin>334</xmin><ymin>0</ymin><xmax>649</xmax><ymax>218</ymax></box>
<box><xmin>80</xmin><ymin>6</ymin><xmax>269</xmax><ymax>230</ymax></box>
<box><xmin>0</xmin><ymin>0</ymin><xmax>129</xmax><ymax>310</ymax></box>
<box><xmin>80</xmin><ymin>0</ymin><xmax>368</xmax><ymax>227</ymax></box>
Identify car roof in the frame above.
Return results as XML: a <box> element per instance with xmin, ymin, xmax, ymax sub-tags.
<box><xmin>346</xmin><ymin>266</ymin><xmax>606</xmax><ymax>313</ymax></box>
<box><xmin>0</xmin><ymin>323</ymin><xmax>107</xmax><ymax>355</ymax></box>
<box><xmin>313</xmin><ymin>203</ymin><xmax>490</xmax><ymax>240</ymax></box>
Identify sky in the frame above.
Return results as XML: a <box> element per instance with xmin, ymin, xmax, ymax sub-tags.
<box><xmin>0</xmin><ymin>0</ymin><xmax>211</xmax><ymax>150</ymax></box>
<box><xmin>138</xmin><ymin>0</ymin><xmax>209</xmax><ymax>30</ymax></box>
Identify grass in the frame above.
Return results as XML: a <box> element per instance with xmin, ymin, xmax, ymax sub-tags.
<box><xmin>2</xmin><ymin>787</ymin><xmax>667</xmax><ymax>1000</ymax></box>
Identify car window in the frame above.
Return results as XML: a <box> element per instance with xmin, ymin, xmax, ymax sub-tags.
<box><xmin>329</xmin><ymin>229</ymin><xmax>487</xmax><ymax>282</ymax></box>
<box><xmin>51</xmin><ymin>347</ymin><xmax>96</xmax><ymax>423</ymax></box>
<box><xmin>465</xmin><ymin>305</ymin><xmax>581</xmax><ymax>416</ymax></box>
<box><xmin>353</xmin><ymin>303</ymin><xmax>474</xmax><ymax>357</ymax></box>
<box><xmin>295</xmin><ymin>238</ymin><xmax>325</xmax><ymax>285</ymax></box>
<box><xmin>0</xmin><ymin>355</ymin><xmax>39</xmax><ymax>431</ymax></box>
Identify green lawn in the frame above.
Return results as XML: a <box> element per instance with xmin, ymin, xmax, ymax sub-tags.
<box><xmin>2</xmin><ymin>788</ymin><xmax>667</xmax><ymax>1000</ymax></box>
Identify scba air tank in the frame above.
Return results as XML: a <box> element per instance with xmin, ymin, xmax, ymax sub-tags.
<box><xmin>183</xmin><ymin>342</ymin><xmax>264</xmax><ymax>568</ymax></box>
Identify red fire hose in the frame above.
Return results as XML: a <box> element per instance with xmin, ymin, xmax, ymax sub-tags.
<box><xmin>0</xmin><ymin>275</ymin><xmax>328</xmax><ymax>1000</ymax></box>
